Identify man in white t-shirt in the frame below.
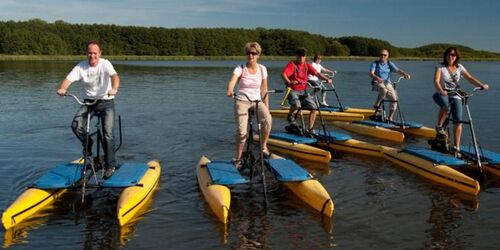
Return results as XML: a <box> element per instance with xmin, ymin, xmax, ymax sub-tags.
<box><xmin>57</xmin><ymin>41</ymin><xmax>120</xmax><ymax>179</ymax></box>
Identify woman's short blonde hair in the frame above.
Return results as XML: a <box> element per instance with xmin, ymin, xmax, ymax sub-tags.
<box><xmin>245</xmin><ymin>42</ymin><xmax>262</xmax><ymax>54</ymax></box>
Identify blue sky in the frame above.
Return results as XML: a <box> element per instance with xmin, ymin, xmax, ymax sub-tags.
<box><xmin>1</xmin><ymin>0</ymin><xmax>499</xmax><ymax>52</ymax></box>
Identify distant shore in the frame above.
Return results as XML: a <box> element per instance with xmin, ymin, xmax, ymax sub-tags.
<box><xmin>1</xmin><ymin>54</ymin><xmax>499</xmax><ymax>61</ymax></box>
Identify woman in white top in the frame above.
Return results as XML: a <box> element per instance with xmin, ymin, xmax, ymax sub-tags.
<box><xmin>226</xmin><ymin>42</ymin><xmax>272</xmax><ymax>169</ymax></box>
<box><xmin>433</xmin><ymin>47</ymin><xmax>489</xmax><ymax>152</ymax></box>
<box><xmin>307</xmin><ymin>54</ymin><xmax>336</xmax><ymax>106</ymax></box>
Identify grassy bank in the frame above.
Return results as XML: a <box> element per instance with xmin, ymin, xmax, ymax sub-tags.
<box><xmin>1</xmin><ymin>54</ymin><xmax>499</xmax><ymax>61</ymax></box>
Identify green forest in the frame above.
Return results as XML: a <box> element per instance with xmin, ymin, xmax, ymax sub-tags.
<box><xmin>1</xmin><ymin>19</ymin><xmax>499</xmax><ymax>59</ymax></box>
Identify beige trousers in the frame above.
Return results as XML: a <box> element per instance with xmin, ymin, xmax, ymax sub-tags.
<box><xmin>374</xmin><ymin>82</ymin><xmax>398</xmax><ymax>111</ymax></box>
<box><xmin>234</xmin><ymin>99</ymin><xmax>272</xmax><ymax>143</ymax></box>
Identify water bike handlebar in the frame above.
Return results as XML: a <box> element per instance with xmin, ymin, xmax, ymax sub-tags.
<box><xmin>324</xmin><ymin>72</ymin><xmax>336</xmax><ymax>79</ymax></box>
<box><xmin>392</xmin><ymin>76</ymin><xmax>406</xmax><ymax>84</ymax></box>
<box><xmin>64</xmin><ymin>94</ymin><xmax>100</xmax><ymax>106</ymax></box>
<box><xmin>309</xmin><ymin>80</ymin><xmax>336</xmax><ymax>92</ymax></box>
<box><xmin>320</xmin><ymin>72</ymin><xmax>336</xmax><ymax>84</ymax></box>
<box><xmin>234</xmin><ymin>89</ymin><xmax>283</xmax><ymax>103</ymax></box>
<box><xmin>318</xmin><ymin>72</ymin><xmax>338</xmax><ymax>92</ymax></box>
<box><xmin>308</xmin><ymin>82</ymin><xmax>325</xmax><ymax>90</ymax></box>
<box><xmin>447</xmin><ymin>87</ymin><xmax>485</xmax><ymax>99</ymax></box>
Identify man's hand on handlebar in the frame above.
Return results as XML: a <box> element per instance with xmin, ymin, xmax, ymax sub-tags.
<box><xmin>57</xmin><ymin>88</ymin><xmax>67</xmax><ymax>96</ymax></box>
<box><xmin>108</xmin><ymin>88</ymin><xmax>118</xmax><ymax>96</ymax></box>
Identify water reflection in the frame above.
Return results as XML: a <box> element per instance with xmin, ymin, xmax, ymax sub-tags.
<box><xmin>198</xmin><ymin>160</ymin><xmax>335</xmax><ymax>248</ymax></box>
<box><xmin>3</xmin><ymin>187</ymin><xmax>158</xmax><ymax>248</ymax></box>
<box><xmin>423</xmin><ymin>192</ymin><xmax>478</xmax><ymax>249</ymax></box>
<box><xmin>3</xmin><ymin>213</ymin><xmax>50</xmax><ymax>248</ymax></box>
<box><xmin>226</xmin><ymin>186</ymin><xmax>272</xmax><ymax>249</ymax></box>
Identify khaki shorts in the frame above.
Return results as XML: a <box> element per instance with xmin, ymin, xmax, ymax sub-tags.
<box><xmin>234</xmin><ymin>99</ymin><xmax>272</xmax><ymax>143</ymax></box>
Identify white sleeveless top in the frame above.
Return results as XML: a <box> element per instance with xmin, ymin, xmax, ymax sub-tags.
<box><xmin>233</xmin><ymin>64</ymin><xmax>268</xmax><ymax>101</ymax></box>
<box><xmin>437</xmin><ymin>63</ymin><xmax>466</xmax><ymax>91</ymax></box>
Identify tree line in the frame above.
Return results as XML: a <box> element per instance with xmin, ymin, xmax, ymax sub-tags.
<box><xmin>1</xmin><ymin>19</ymin><xmax>498</xmax><ymax>58</ymax></box>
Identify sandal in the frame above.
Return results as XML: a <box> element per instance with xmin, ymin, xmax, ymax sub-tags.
<box><xmin>232</xmin><ymin>158</ymin><xmax>243</xmax><ymax>170</ymax></box>
<box><xmin>373</xmin><ymin>105</ymin><xmax>383</xmax><ymax>113</ymax></box>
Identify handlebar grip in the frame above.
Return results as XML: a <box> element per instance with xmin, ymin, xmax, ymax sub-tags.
<box><xmin>269</xmin><ymin>89</ymin><xmax>284</xmax><ymax>93</ymax></box>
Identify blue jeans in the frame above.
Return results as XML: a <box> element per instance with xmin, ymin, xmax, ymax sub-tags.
<box><xmin>432</xmin><ymin>92</ymin><xmax>463</xmax><ymax>123</ymax></box>
<box><xmin>71</xmin><ymin>100</ymin><xmax>116</xmax><ymax>167</ymax></box>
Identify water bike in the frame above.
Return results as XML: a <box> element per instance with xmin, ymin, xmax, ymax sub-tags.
<box><xmin>261</xmin><ymin>82</ymin><xmax>382</xmax><ymax>164</ymax></box>
<box><xmin>381</xmin><ymin>87</ymin><xmax>499</xmax><ymax>195</ymax></box>
<box><xmin>332</xmin><ymin>77</ymin><xmax>436</xmax><ymax>142</ymax></box>
<box><xmin>267</xmin><ymin>81</ymin><xmax>384</xmax><ymax>159</ymax></box>
<box><xmin>270</xmin><ymin>74</ymin><xmax>368</xmax><ymax>122</ymax></box>
<box><xmin>427</xmin><ymin>87</ymin><xmax>500</xmax><ymax>178</ymax></box>
<box><xmin>2</xmin><ymin>94</ymin><xmax>161</xmax><ymax>229</ymax></box>
<box><xmin>197</xmin><ymin>90</ymin><xmax>333</xmax><ymax>224</ymax></box>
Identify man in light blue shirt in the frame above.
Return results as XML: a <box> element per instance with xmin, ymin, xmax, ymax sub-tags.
<box><xmin>369</xmin><ymin>48</ymin><xmax>410</xmax><ymax>121</ymax></box>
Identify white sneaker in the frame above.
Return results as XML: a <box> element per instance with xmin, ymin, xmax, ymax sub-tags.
<box><xmin>103</xmin><ymin>166</ymin><xmax>115</xmax><ymax>180</ymax></box>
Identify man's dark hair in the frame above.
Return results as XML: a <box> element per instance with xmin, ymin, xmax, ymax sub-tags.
<box><xmin>296</xmin><ymin>47</ymin><xmax>307</xmax><ymax>56</ymax></box>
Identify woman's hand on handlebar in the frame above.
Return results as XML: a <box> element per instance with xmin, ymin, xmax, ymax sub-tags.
<box><xmin>472</xmin><ymin>84</ymin><xmax>489</xmax><ymax>92</ymax></box>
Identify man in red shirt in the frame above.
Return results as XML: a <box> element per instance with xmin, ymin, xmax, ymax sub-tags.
<box><xmin>282</xmin><ymin>47</ymin><xmax>332</xmax><ymax>134</ymax></box>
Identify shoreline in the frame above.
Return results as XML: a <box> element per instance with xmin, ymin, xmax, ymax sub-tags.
<box><xmin>1</xmin><ymin>54</ymin><xmax>499</xmax><ymax>62</ymax></box>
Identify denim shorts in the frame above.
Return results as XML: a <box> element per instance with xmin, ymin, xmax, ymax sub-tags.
<box><xmin>288</xmin><ymin>90</ymin><xmax>318</xmax><ymax>110</ymax></box>
<box><xmin>432</xmin><ymin>92</ymin><xmax>463</xmax><ymax>123</ymax></box>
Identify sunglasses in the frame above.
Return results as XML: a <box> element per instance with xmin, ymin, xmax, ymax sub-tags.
<box><xmin>448</xmin><ymin>53</ymin><xmax>457</xmax><ymax>57</ymax></box>
<box><xmin>380</xmin><ymin>54</ymin><xmax>388</xmax><ymax>57</ymax></box>
<box><xmin>246</xmin><ymin>51</ymin><xmax>259</xmax><ymax>56</ymax></box>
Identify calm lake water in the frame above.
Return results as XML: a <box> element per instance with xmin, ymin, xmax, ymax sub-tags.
<box><xmin>0</xmin><ymin>59</ymin><xmax>499</xmax><ymax>249</ymax></box>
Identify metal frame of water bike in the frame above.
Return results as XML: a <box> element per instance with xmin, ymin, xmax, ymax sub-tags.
<box><xmin>65</xmin><ymin>94</ymin><xmax>122</xmax><ymax>203</ymax></box>
<box><xmin>234</xmin><ymin>89</ymin><xmax>282</xmax><ymax>204</ymax></box>
<box><xmin>441</xmin><ymin>87</ymin><xmax>485</xmax><ymax>174</ymax></box>
<box><xmin>318</xmin><ymin>72</ymin><xmax>346</xmax><ymax>111</ymax></box>
<box><xmin>283</xmin><ymin>72</ymin><xmax>344</xmax><ymax>112</ymax></box>
<box><xmin>277</xmin><ymin>80</ymin><xmax>337</xmax><ymax>152</ymax></box>
<box><xmin>372</xmin><ymin>76</ymin><xmax>409</xmax><ymax>132</ymax></box>
<box><xmin>306</xmin><ymin>79</ymin><xmax>337</xmax><ymax>146</ymax></box>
